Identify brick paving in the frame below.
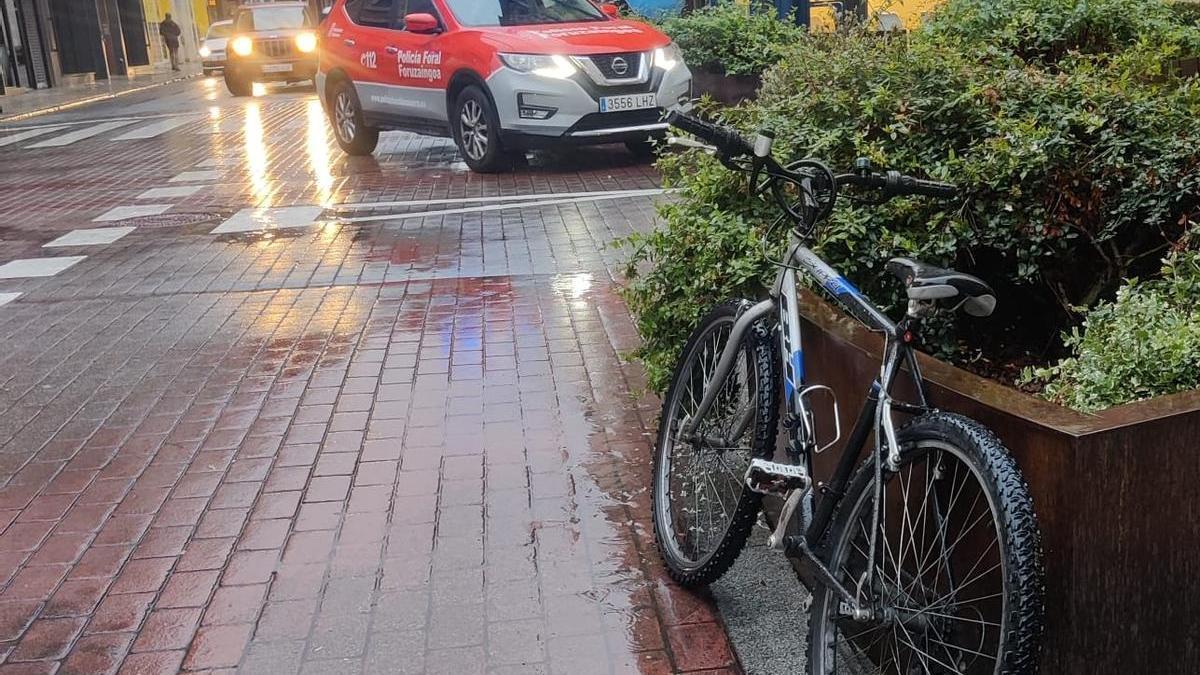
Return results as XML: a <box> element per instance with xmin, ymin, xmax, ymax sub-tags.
<box><xmin>0</xmin><ymin>81</ymin><xmax>741</xmax><ymax>673</ymax></box>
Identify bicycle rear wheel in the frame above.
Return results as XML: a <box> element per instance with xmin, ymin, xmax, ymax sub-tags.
<box><xmin>652</xmin><ymin>301</ymin><xmax>778</xmax><ymax>587</ymax></box>
<box><xmin>808</xmin><ymin>412</ymin><xmax>1044</xmax><ymax>674</ymax></box>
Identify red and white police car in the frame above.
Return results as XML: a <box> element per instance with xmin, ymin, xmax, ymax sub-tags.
<box><xmin>317</xmin><ymin>0</ymin><xmax>692</xmax><ymax>172</ymax></box>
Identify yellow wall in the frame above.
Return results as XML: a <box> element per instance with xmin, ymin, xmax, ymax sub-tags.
<box><xmin>729</xmin><ymin>0</ymin><xmax>943</xmax><ymax>30</ymax></box>
<box><xmin>192</xmin><ymin>0</ymin><xmax>211</xmax><ymax>33</ymax></box>
<box><xmin>870</xmin><ymin>0</ymin><xmax>943</xmax><ymax>28</ymax></box>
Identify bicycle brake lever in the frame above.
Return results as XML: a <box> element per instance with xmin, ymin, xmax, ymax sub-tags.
<box><xmin>667</xmin><ymin>136</ymin><xmax>716</xmax><ymax>153</ymax></box>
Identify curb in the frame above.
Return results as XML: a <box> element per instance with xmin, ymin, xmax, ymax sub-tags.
<box><xmin>0</xmin><ymin>72</ymin><xmax>199</xmax><ymax>124</ymax></box>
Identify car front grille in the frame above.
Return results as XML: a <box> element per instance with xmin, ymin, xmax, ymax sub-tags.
<box><xmin>571</xmin><ymin>108</ymin><xmax>664</xmax><ymax>133</ymax></box>
<box><xmin>587</xmin><ymin>53</ymin><xmax>643</xmax><ymax>80</ymax></box>
<box><xmin>255</xmin><ymin>38</ymin><xmax>295</xmax><ymax>58</ymax></box>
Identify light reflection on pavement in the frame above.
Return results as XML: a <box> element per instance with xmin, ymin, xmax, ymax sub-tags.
<box><xmin>0</xmin><ymin>79</ymin><xmax>736</xmax><ymax>674</ymax></box>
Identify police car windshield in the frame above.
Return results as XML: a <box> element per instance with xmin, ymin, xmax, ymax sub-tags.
<box><xmin>206</xmin><ymin>23</ymin><xmax>233</xmax><ymax>39</ymax></box>
<box><xmin>235</xmin><ymin>6</ymin><xmax>311</xmax><ymax>32</ymax></box>
<box><xmin>445</xmin><ymin>0</ymin><xmax>606</xmax><ymax>27</ymax></box>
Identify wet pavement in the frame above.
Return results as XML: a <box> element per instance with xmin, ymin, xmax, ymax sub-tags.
<box><xmin>0</xmin><ymin>79</ymin><xmax>738</xmax><ymax>673</ymax></box>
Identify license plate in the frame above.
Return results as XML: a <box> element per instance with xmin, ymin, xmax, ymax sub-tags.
<box><xmin>599</xmin><ymin>93</ymin><xmax>657</xmax><ymax>113</ymax></box>
<box><xmin>262</xmin><ymin>63</ymin><xmax>293</xmax><ymax>73</ymax></box>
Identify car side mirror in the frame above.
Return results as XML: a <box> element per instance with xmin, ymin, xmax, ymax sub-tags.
<box><xmin>599</xmin><ymin>3</ymin><xmax>620</xmax><ymax>17</ymax></box>
<box><xmin>404</xmin><ymin>13</ymin><xmax>440</xmax><ymax>34</ymax></box>
<box><xmin>319</xmin><ymin>6</ymin><xmax>331</xmax><ymax>23</ymax></box>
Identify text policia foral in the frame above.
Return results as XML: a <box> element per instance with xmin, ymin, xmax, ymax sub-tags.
<box><xmin>397</xmin><ymin>49</ymin><xmax>442</xmax><ymax>82</ymax></box>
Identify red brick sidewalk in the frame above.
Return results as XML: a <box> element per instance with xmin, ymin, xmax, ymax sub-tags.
<box><xmin>0</xmin><ymin>89</ymin><xmax>740</xmax><ymax>674</ymax></box>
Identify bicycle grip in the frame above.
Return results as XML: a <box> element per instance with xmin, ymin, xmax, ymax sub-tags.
<box><xmin>665</xmin><ymin>110</ymin><xmax>752</xmax><ymax>158</ymax></box>
<box><xmin>898</xmin><ymin>175</ymin><xmax>958</xmax><ymax>199</ymax></box>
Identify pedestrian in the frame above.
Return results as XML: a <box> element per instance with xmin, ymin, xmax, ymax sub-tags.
<box><xmin>160</xmin><ymin>13</ymin><xmax>182</xmax><ymax>72</ymax></box>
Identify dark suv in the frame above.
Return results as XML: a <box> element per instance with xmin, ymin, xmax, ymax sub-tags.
<box><xmin>224</xmin><ymin>2</ymin><xmax>321</xmax><ymax>96</ymax></box>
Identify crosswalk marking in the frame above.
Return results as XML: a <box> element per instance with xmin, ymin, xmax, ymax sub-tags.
<box><xmin>138</xmin><ymin>185</ymin><xmax>202</xmax><ymax>199</ymax></box>
<box><xmin>211</xmin><ymin>206</ymin><xmax>324</xmax><ymax>234</ymax></box>
<box><xmin>94</xmin><ymin>204</ymin><xmax>171</xmax><ymax>222</ymax></box>
<box><xmin>0</xmin><ymin>293</ymin><xmax>20</xmax><ymax>307</ymax></box>
<box><xmin>26</xmin><ymin>120</ymin><xmax>134</xmax><ymax>148</ymax></box>
<box><xmin>44</xmin><ymin>227</ymin><xmax>136</xmax><ymax>247</ymax></box>
<box><xmin>0</xmin><ymin>126</ymin><xmax>68</xmax><ymax>148</ymax></box>
<box><xmin>0</xmin><ymin>256</ymin><xmax>86</xmax><ymax>279</ymax></box>
<box><xmin>112</xmin><ymin>117</ymin><xmax>193</xmax><ymax>141</ymax></box>
<box><xmin>170</xmin><ymin>170</ymin><xmax>220</xmax><ymax>183</ymax></box>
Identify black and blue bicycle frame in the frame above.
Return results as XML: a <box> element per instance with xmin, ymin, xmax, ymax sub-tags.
<box><xmin>679</xmin><ymin>231</ymin><xmax>933</xmax><ymax>603</ymax></box>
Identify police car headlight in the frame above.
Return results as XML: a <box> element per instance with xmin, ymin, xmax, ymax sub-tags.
<box><xmin>654</xmin><ymin>43</ymin><xmax>682</xmax><ymax>71</ymax></box>
<box><xmin>499</xmin><ymin>53</ymin><xmax>576</xmax><ymax>79</ymax></box>
<box><xmin>199</xmin><ymin>45</ymin><xmax>212</xmax><ymax>58</ymax></box>
<box><xmin>231</xmin><ymin>36</ymin><xmax>253</xmax><ymax>57</ymax></box>
<box><xmin>296</xmin><ymin>32</ymin><xmax>318</xmax><ymax>53</ymax></box>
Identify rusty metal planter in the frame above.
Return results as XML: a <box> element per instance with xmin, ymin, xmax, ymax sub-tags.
<box><xmin>691</xmin><ymin>67</ymin><xmax>761</xmax><ymax>105</ymax></box>
<box><xmin>781</xmin><ymin>289</ymin><xmax>1200</xmax><ymax>674</ymax></box>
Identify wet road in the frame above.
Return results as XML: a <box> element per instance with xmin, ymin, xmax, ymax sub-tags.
<box><xmin>0</xmin><ymin>79</ymin><xmax>737</xmax><ymax>674</ymax></box>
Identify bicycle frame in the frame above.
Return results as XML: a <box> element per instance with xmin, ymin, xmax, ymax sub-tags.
<box><xmin>679</xmin><ymin>230</ymin><xmax>933</xmax><ymax>609</ymax></box>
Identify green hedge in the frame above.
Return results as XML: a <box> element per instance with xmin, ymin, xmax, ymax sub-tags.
<box><xmin>622</xmin><ymin>0</ymin><xmax>1200</xmax><ymax>402</ymax></box>
<box><xmin>657</xmin><ymin>2</ymin><xmax>805</xmax><ymax>76</ymax></box>
<box><xmin>1024</xmin><ymin>243</ymin><xmax>1200</xmax><ymax>411</ymax></box>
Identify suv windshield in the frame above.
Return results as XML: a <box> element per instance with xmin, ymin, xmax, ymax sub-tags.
<box><xmin>444</xmin><ymin>0</ymin><xmax>605</xmax><ymax>27</ymax></box>
<box><xmin>206</xmin><ymin>22</ymin><xmax>233</xmax><ymax>39</ymax></box>
<box><xmin>235</xmin><ymin>6</ymin><xmax>311</xmax><ymax>32</ymax></box>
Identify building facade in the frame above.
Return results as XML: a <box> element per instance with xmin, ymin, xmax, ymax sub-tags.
<box><xmin>0</xmin><ymin>0</ymin><xmax>54</xmax><ymax>92</ymax></box>
<box><xmin>0</xmin><ymin>0</ymin><xmax>209</xmax><ymax>97</ymax></box>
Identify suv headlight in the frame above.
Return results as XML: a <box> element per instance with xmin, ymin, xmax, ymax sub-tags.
<box><xmin>231</xmin><ymin>36</ymin><xmax>253</xmax><ymax>56</ymax></box>
<box><xmin>499</xmin><ymin>53</ymin><xmax>576</xmax><ymax>79</ymax></box>
<box><xmin>654</xmin><ymin>43</ymin><xmax>682</xmax><ymax>71</ymax></box>
<box><xmin>296</xmin><ymin>32</ymin><xmax>318</xmax><ymax>53</ymax></box>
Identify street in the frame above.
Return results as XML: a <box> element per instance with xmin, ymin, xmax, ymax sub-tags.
<box><xmin>0</xmin><ymin>78</ymin><xmax>737</xmax><ymax>674</ymax></box>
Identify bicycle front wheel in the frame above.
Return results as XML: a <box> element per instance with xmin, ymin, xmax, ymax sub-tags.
<box><xmin>652</xmin><ymin>300</ymin><xmax>778</xmax><ymax>587</ymax></box>
<box><xmin>808</xmin><ymin>412</ymin><xmax>1044</xmax><ymax>674</ymax></box>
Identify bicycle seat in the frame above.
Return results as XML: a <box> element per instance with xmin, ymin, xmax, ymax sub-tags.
<box><xmin>886</xmin><ymin>257</ymin><xmax>997</xmax><ymax>317</ymax></box>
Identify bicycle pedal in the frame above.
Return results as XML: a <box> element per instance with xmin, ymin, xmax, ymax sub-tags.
<box><xmin>745</xmin><ymin>459</ymin><xmax>809</xmax><ymax>496</ymax></box>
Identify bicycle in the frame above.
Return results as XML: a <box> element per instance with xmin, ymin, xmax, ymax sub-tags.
<box><xmin>651</xmin><ymin>111</ymin><xmax>1045</xmax><ymax>674</ymax></box>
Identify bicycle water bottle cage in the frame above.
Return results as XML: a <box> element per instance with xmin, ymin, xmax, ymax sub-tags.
<box><xmin>886</xmin><ymin>257</ymin><xmax>997</xmax><ymax>317</ymax></box>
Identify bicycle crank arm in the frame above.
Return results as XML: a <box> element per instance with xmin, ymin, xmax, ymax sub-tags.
<box><xmin>784</xmin><ymin>535</ymin><xmax>872</xmax><ymax>621</ymax></box>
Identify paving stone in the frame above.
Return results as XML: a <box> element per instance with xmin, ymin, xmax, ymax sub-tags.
<box><xmin>0</xmin><ymin>90</ymin><xmax>728</xmax><ymax>675</ymax></box>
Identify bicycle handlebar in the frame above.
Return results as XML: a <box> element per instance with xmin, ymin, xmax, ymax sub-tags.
<box><xmin>665</xmin><ymin>110</ymin><xmax>753</xmax><ymax>159</ymax></box>
<box><xmin>665</xmin><ymin>110</ymin><xmax>958</xmax><ymax>201</ymax></box>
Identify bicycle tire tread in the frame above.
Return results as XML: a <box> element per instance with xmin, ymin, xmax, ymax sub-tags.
<box><xmin>651</xmin><ymin>300</ymin><xmax>779</xmax><ymax>588</ymax></box>
<box><xmin>806</xmin><ymin>411</ymin><xmax>1045</xmax><ymax>674</ymax></box>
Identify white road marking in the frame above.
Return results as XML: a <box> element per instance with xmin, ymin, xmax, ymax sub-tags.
<box><xmin>211</xmin><ymin>206</ymin><xmax>324</xmax><ymax>234</ymax></box>
<box><xmin>26</xmin><ymin>120</ymin><xmax>135</xmax><ymax>148</ymax></box>
<box><xmin>0</xmin><ymin>293</ymin><xmax>20</xmax><ymax>307</ymax></box>
<box><xmin>337</xmin><ymin>191</ymin><xmax>669</xmax><ymax>225</ymax></box>
<box><xmin>0</xmin><ymin>111</ymin><xmax>204</xmax><ymax>133</ymax></box>
<box><xmin>93</xmin><ymin>204</ymin><xmax>172</xmax><ymax>222</ymax></box>
<box><xmin>112</xmin><ymin>116</ymin><xmax>193</xmax><ymax>140</ymax></box>
<box><xmin>0</xmin><ymin>126</ymin><xmax>68</xmax><ymax>148</ymax></box>
<box><xmin>44</xmin><ymin>227</ymin><xmax>136</xmax><ymax>247</ymax></box>
<box><xmin>138</xmin><ymin>185</ymin><xmax>202</xmax><ymax>200</ymax></box>
<box><xmin>170</xmin><ymin>170</ymin><xmax>220</xmax><ymax>183</ymax></box>
<box><xmin>331</xmin><ymin>188</ymin><xmax>670</xmax><ymax>211</ymax></box>
<box><xmin>0</xmin><ymin>256</ymin><xmax>86</xmax><ymax>279</ymax></box>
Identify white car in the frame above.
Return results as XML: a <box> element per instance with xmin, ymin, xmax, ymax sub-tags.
<box><xmin>199</xmin><ymin>20</ymin><xmax>233</xmax><ymax>76</ymax></box>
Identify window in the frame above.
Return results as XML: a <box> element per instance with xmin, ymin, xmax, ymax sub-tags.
<box><xmin>347</xmin><ymin>0</ymin><xmax>397</xmax><ymax>28</ymax></box>
<box><xmin>235</xmin><ymin>6</ymin><xmax>313</xmax><ymax>32</ymax></box>
<box><xmin>206</xmin><ymin>22</ymin><xmax>233</xmax><ymax>39</ymax></box>
<box><xmin>404</xmin><ymin>0</ymin><xmax>438</xmax><ymax>15</ymax></box>
<box><xmin>443</xmin><ymin>0</ymin><xmax>605</xmax><ymax>27</ymax></box>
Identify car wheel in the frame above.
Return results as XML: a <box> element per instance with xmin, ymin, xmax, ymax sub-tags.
<box><xmin>330</xmin><ymin>80</ymin><xmax>379</xmax><ymax>156</ymax></box>
<box><xmin>452</xmin><ymin>85</ymin><xmax>512</xmax><ymax>173</ymax></box>
<box><xmin>224</xmin><ymin>71</ymin><xmax>251</xmax><ymax>97</ymax></box>
<box><xmin>625</xmin><ymin>135</ymin><xmax>660</xmax><ymax>159</ymax></box>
